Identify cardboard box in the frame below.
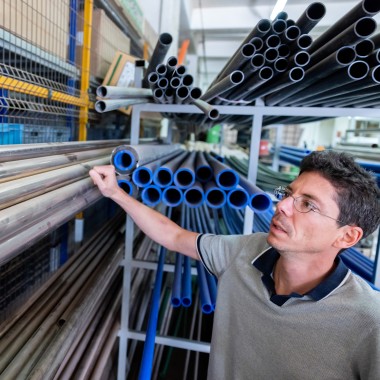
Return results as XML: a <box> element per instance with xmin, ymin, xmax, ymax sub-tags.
<box><xmin>0</xmin><ymin>0</ymin><xmax>69</xmax><ymax>60</ymax></box>
<box><xmin>102</xmin><ymin>50</ymin><xmax>143</xmax><ymax>115</ymax></box>
<box><xmin>76</xmin><ymin>9</ymin><xmax>131</xmax><ymax>79</ymax></box>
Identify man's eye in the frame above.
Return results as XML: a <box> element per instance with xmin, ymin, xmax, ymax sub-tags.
<box><xmin>302</xmin><ymin>200</ymin><xmax>316</xmax><ymax>211</ymax></box>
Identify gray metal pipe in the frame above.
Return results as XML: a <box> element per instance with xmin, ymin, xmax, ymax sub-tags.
<box><xmin>309</xmin><ymin>0</ymin><xmax>380</xmax><ymax>54</ymax></box>
<box><xmin>308</xmin><ymin>17</ymin><xmax>377</xmax><ymax>66</ymax></box>
<box><xmin>95</xmin><ymin>98</ymin><xmax>148</xmax><ymax>113</ymax></box>
<box><xmin>295</xmin><ymin>2</ymin><xmax>326</xmax><ymax>34</ymax></box>
<box><xmin>0</xmin><ymin>157</ymin><xmax>108</xmax><ymax>210</ymax></box>
<box><xmin>355</xmin><ymin>38</ymin><xmax>375</xmax><ymax>58</ymax></box>
<box><xmin>201</xmin><ymin>70</ymin><xmax>244</xmax><ymax>102</ymax></box>
<box><xmin>0</xmin><ymin>147</ymin><xmax>113</xmax><ymax>183</ymax></box>
<box><xmin>193</xmin><ymin>99</ymin><xmax>220</xmax><ymax>120</ymax></box>
<box><xmin>284</xmin><ymin>60</ymin><xmax>370</xmax><ymax>107</ymax></box>
<box><xmin>266</xmin><ymin>46</ymin><xmax>357</xmax><ymax>106</ymax></box>
<box><xmin>142</xmin><ymin>33</ymin><xmax>173</xmax><ymax>88</ymax></box>
<box><xmin>96</xmin><ymin>86</ymin><xmax>152</xmax><ymax>99</ymax></box>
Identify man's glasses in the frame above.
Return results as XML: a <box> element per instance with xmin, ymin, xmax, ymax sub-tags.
<box><xmin>274</xmin><ymin>186</ymin><xmax>345</xmax><ymax>225</ymax></box>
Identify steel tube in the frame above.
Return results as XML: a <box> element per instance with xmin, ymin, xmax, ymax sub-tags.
<box><xmin>0</xmin><ymin>157</ymin><xmax>107</xmax><ymax>210</ymax></box>
<box><xmin>309</xmin><ymin>17</ymin><xmax>377</xmax><ymax>66</ymax></box>
<box><xmin>355</xmin><ymin>38</ymin><xmax>375</xmax><ymax>57</ymax></box>
<box><xmin>309</xmin><ymin>0</ymin><xmax>380</xmax><ymax>54</ymax></box>
<box><xmin>193</xmin><ymin>99</ymin><xmax>220</xmax><ymax>120</ymax></box>
<box><xmin>201</xmin><ymin>71</ymin><xmax>244</xmax><ymax>102</ymax></box>
<box><xmin>295</xmin><ymin>2</ymin><xmax>326</xmax><ymax>34</ymax></box>
<box><xmin>0</xmin><ymin>147</ymin><xmax>113</xmax><ymax>183</ymax></box>
<box><xmin>147</xmin><ymin>72</ymin><xmax>159</xmax><ymax>89</ymax></box>
<box><xmin>95</xmin><ymin>98</ymin><xmax>148</xmax><ymax>113</ymax></box>
<box><xmin>142</xmin><ymin>33</ymin><xmax>173</xmax><ymax>88</ymax></box>
<box><xmin>96</xmin><ymin>86</ymin><xmax>152</xmax><ymax>99</ymax></box>
<box><xmin>165</xmin><ymin>56</ymin><xmax>178</xmax><ymax>77</ymax></box>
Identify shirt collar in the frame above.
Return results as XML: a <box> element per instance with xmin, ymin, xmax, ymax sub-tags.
<box><xmin>252</xmin><ymin>247</ymin><xmax>349</xmax><ymax>302</ymax></box>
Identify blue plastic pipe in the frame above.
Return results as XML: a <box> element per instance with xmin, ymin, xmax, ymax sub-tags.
<box><xmin>195</xmin><ymin>151</ymin><xmax>214</xmax><ymax>182</ymax></box>
<box><xmin>141</xmin><ymin>185</ymin><xmax>162</xmax><ymax>207</ymax></box>
<box><xmin>206</xmin><ymin>153</ymin><xmax>239</xmax><ymax>190</ymax></box>
<box><xmin>162</xmin><ymin>186</ymin><xmax>183</xmax><ymax>207</ymax></box>
<box><xmin>117</xmin><ymin>178</ymin><xmax>138</xmax><ymax>197</ymax></box>
<box><xmin>239</xmin><ymin>176</ymin><xmax>273</xmax><ymax>213</ymax></box>
<box><xmin>204</xmin><ymin>181</ymin><xmax>227</xmax><ymax>209</ymax></box>
<box><xmin>181</xmin><ymin>255</ymin><xmax>192</xmax><ymax>307</ymax></box>
<box><xmin>184</xmin><ymin>181</ymin><xmax>205</xmax><ymax>208</ymax></box>
<box><xmin>196</xmin><ymin>261</ymin><xmax>213</xmax><ymax>314</ymax></box>
<box><xmin>227</xmin><ymin>186</ymin><xmax>249</xmax><ymax>209</ymax></box>
<box><xmin>153</xmin><ymin>151</ymin><xmax>188</xmax><ymax>187</ymax></box>
<box><xmin>174</xmin><ymin>151</ymin><xmax>196</xmax><ymax>189</ymax></box>
<box><xmin>171</xmin><ymin>253</ymin><xmax>183</xmax><ymax>307</ymax></box>
<box><xmin>112</xmin><ymin>147</ymin><xmax>137</xmax><ymax>174</ymax></box>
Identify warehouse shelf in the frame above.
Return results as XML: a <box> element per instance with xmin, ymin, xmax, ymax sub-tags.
<box><xmin>118</xmin><ymin>100</ymin><xmax>380</xmax><ymax>379</ymax></box>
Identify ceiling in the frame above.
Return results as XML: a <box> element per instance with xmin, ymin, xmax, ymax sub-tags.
<box><xmin>179</xmin><ymin>0</ymin><xmax>380</xmax><ymax>88</ymax></box>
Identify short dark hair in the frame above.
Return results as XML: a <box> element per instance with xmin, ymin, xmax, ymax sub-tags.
<box><xmin>299</xmin><ymin>150</ymin><xmax>380</xmax><ymax>238</ymax></box>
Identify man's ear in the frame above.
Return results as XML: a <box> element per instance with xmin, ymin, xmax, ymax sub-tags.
<box><xmin>333</xmin><ymin>226</ymin><xmax>363</xmax><ymax>250</ymax></box>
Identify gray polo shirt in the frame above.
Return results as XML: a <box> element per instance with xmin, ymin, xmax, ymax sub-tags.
<box><xmin>197</xmin><ymin>232</ymin><xmax>380</xmax><ymax>380</ymax></box>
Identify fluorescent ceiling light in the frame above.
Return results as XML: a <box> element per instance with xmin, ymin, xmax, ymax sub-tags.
<box><xmin>270</xmin><ymin>0</ymin><xmax>288</xmax><ymax>20</ymax></box>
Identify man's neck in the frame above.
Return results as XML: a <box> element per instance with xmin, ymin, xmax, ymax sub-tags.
<box><xmin>273</xmin><ymin>254</ymin><xmax>337</xmax><ymax>296</ymax></box>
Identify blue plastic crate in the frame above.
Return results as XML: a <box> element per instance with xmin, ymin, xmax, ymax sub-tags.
<box><xmin>0</xmin><ymin>124</ymin><xmax>24</xmax><ymax>144</ymax></box>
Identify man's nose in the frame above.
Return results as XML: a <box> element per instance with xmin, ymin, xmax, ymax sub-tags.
<box><xmin>277</xmin><ymin>196</ymin><xmax>294</xmax><ymax>216</ymax></box>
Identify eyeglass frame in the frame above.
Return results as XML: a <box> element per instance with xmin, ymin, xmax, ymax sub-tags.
<box><xmin>274</xmin><ymin>186</ymin><xmax>345</xmax><ymax>225</ymax></box>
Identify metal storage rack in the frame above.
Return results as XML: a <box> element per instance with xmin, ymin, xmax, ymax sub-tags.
<box><xmin>117</xmin><ymin>101</ymin><xmax>380</xmax><ymax>379</ymax></box>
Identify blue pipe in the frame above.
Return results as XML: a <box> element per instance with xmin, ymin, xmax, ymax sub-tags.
<box><xmin>153</xmin><ymin>151</ymin><xmax>188</xmax><ymax>187</ymax></box>
<box><xmin>181</xmin><ymin>255</ymin><xmax>192</xmax><ymax>307</ymax></box>
<box><xmin>138</xmin><ymin>245</ymin><xmax>166</xmax><ymax>380</ymax></box>
<box><xmin>141</xmin><ymin>185</ymin><xmax>162</xmax><ymax>207</ymax></box>
<box><xmin>278</xmin><ymin>151</ymin><xmax>303</xmax><ymax>166</ymax></box>
<box><xmin>162</xmin><ymin>186</ymin><xmax>183</xmax><ymax>207</ymax></box>
<box><xmin>171</xmin><ymin>253</ymin><xmax>183</xmax><ymax>307</ymax></box>
<box><xmin>239</xmin><ymin>176</ymin><xmax>273</xmax><ymax>213</ymax></box>
<box><xmin>184</xmin><ymin>181</ymin><xmax>205</xmax><ymax>208</ymax></box>
<box><xmin>279</xmin><ymin>147</ymin><xmax>309</xmax><ymax>158</ymax></box>
<box><xmin>280</xmin><ymin>145</ymin><xmax>311</xmax><ymax>154</ymax></box>
<box><xmin>195</xmin><ymin>151</ymin><xmax>214</xmax><ymax>182</ymax></box>
<box><xmin>117</xmin><ymin>178</ymin><xmax>138</xmax><ymax>197</ymax></box>
<box><xmin>174</xmin><ymin>152</ymin><xmax>197</xmax><ymax>189</ymax></box>
<box><xmin>112</xmin><ymin>149</ymin><xmax>137</xmax><ymax>174</ymax></box>
<box><xmin>356</xmin><ymin>159</ymin><xmax>380</xmax><ymax>174</ymax></box>
<box><xmin>207</xmin><ymin>153</ymin><xmax>239</xmax><ymax>190</ymax></box>
<box><xmin>132</xmin><ymin>166</ymin><xmax>153</xmax><ymax>188</ymax></box>
<box><xmin>204</xmin><ymin>181</ymin><xmax>227</xmax><ymax>209</ymax></box>
<box><xmin>227</xmin><ymin>186</ymin><xmax>249</xmax><ymax>209</ymax></box>
<box><xmin>196</xmin><ymin>261</ymin><xmax>213</xmax><ymax>314</ymax></box>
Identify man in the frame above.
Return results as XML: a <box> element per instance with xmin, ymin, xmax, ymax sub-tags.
<box><xmin>90</xmin><ymin>150</ymin><xmax>380</xmax><ymax>380</ymax></box>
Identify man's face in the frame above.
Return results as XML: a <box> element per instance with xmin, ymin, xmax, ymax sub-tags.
<box><xmin>267</xmin><ymin>171</ymin><xmax>342</xmax><ymax>256</ymax></box>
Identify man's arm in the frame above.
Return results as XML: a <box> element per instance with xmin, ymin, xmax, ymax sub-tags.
<box><xmin>89</xmin><ymin>165</ymin><xmax>199</xmax><ymax>260</ymax></box>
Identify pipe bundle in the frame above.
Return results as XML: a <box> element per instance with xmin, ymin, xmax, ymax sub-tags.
<box><xmin>0</xmin><ymin>214</ymin><xmax>124</xmax><ymax>379</ymax></box>
<box><xmin>0</xmin><ymin>140</ymin><xmax>127</xmax><ymax>266</ymax></box>
<box><xmin>202</xmin><ymin>0</ymin><xmax>380</xmax><ymax>128</ymax></box>
<box><xmin>111</xmin><ymin>145</ymin><xmax>273</xmax><ymax>213</ymax></box>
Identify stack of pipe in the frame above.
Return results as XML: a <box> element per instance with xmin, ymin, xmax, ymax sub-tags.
<box><xmin>110</xmin><ymin>145</ymin><xmax>273</xmax><ymax>213</ymax></box>
<box><xmin>95</xmin><ymin>32</ymin><xmax>221</xmax><ymax>121</ymax></box>
<box><xmin>0</xmin><ymin>140</ymin><xmax>131</xmax><ymax>266</ymax></box>
<box><xmin>0</xmin><ymin>214</ymin><xmax>124</xmax><ymax>379</ymax></box>
<box><xmin>201</xmin><ymin>0</ymin><xmax>380</xmax><ymax>128</ymax></box>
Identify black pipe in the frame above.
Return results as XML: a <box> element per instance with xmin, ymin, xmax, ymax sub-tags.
<box><xmin>142</xmin><ymin>33</ymin><xmax>173</xmax><ymax>88</ymax></box>
<box><xmin>278</xmin><ymin>44</ymin><xmax>291</xmax><ymax>58</ymax></box>
<box><xmin>156</xmin><ymin>63</ymin><xmax>167</xmax><ymax>77</ymax></box>
<box><xmin>266</xmin><ymin>46</ymin><xmax>357</xmax><ymax>106</ymax></box>
<box><xmin>147</xmin><ymin>72</ymin><xmax>159</xmax><ymax>90</ymax></box>
<box><xmin>242</xmin><ymin>54</ymin><xmax>265</xmax><ymax>76</ymax></box>
<box><xmin>283</xmin><ymin>60</ymin><xmax>370</xmax><ymax>107</ymax></box>
<box><xmin>274</xmin><ymin>11</ymin><xmax>288</xmax><ymax>21</ymax></box>
<box><xmin>217</xmin><ymin>44</ymin><xmax>256</xmax><ymax>81</ymax></box>
<box><xmin>355</xmin><ymin>38</ymin><xmax>375</xmax><ymax>58</ymax></box>
<box><xmin>244</xmin><ymin>66</ymin><xmax>304</xmax><ymax>102</ymax></box>
<box><xmin>165</xmin><ymin>56</ymin><xmax>178</xmax><ymax>78</ymax></box>
<box><xmin>249</xmin><ymin>37</ymin><xmax>264</xmax><ymax>51</ymax></box>
<box><xmin>228</xmin><ymin>67</ymin><xmax>273</xmax><ymax>101</ymax></box>
<box><xmin>175</xmin><ymin>86</ymin><xmax>190</xmax><ymax>104</ymax></box>
<box><xmin>309</xmin><ymin>0</ymin><xmax>380</xmax><ymax>54</ymax></box>
<box><xmin>271</xmin><ymin>19</ymin><xmax>287</xmax><ymax>35</ymax></box>
<box><xmin>281</xmin><ymin>25</ymin><xmax>301</xmax><ymax>43</ymax></box>
<box><xmin>295</xmin><ymin>2</ymin><xmax>326</xmax><ymax>34</ymax></box>
<box><xmin>273</xmin><ymin>57</ymin><xmax>288</xmax><ymax>73</ymax></box>
<box><xmin>289</xmin><ymin>51</ymin><xmax>310</xmax><ymax>67</ymax></box>
<box><xmin>309</xmin><ymin>17</ymin><xmax>377</xmax><ymax>66</ymax></box>
<box><xmin>201</xmin><ymin>71</ymin><xmax>244</xmax><ymax>102</ymax></box>
<box><xmin>264</xmin><ymin>47</ymin><xmax>279</xmax><ymax>63</ymax></box>
<box><xmin>371</xmin><ymin>32</ymin><xmax>380</xmax><ymax>49</ymax></box>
